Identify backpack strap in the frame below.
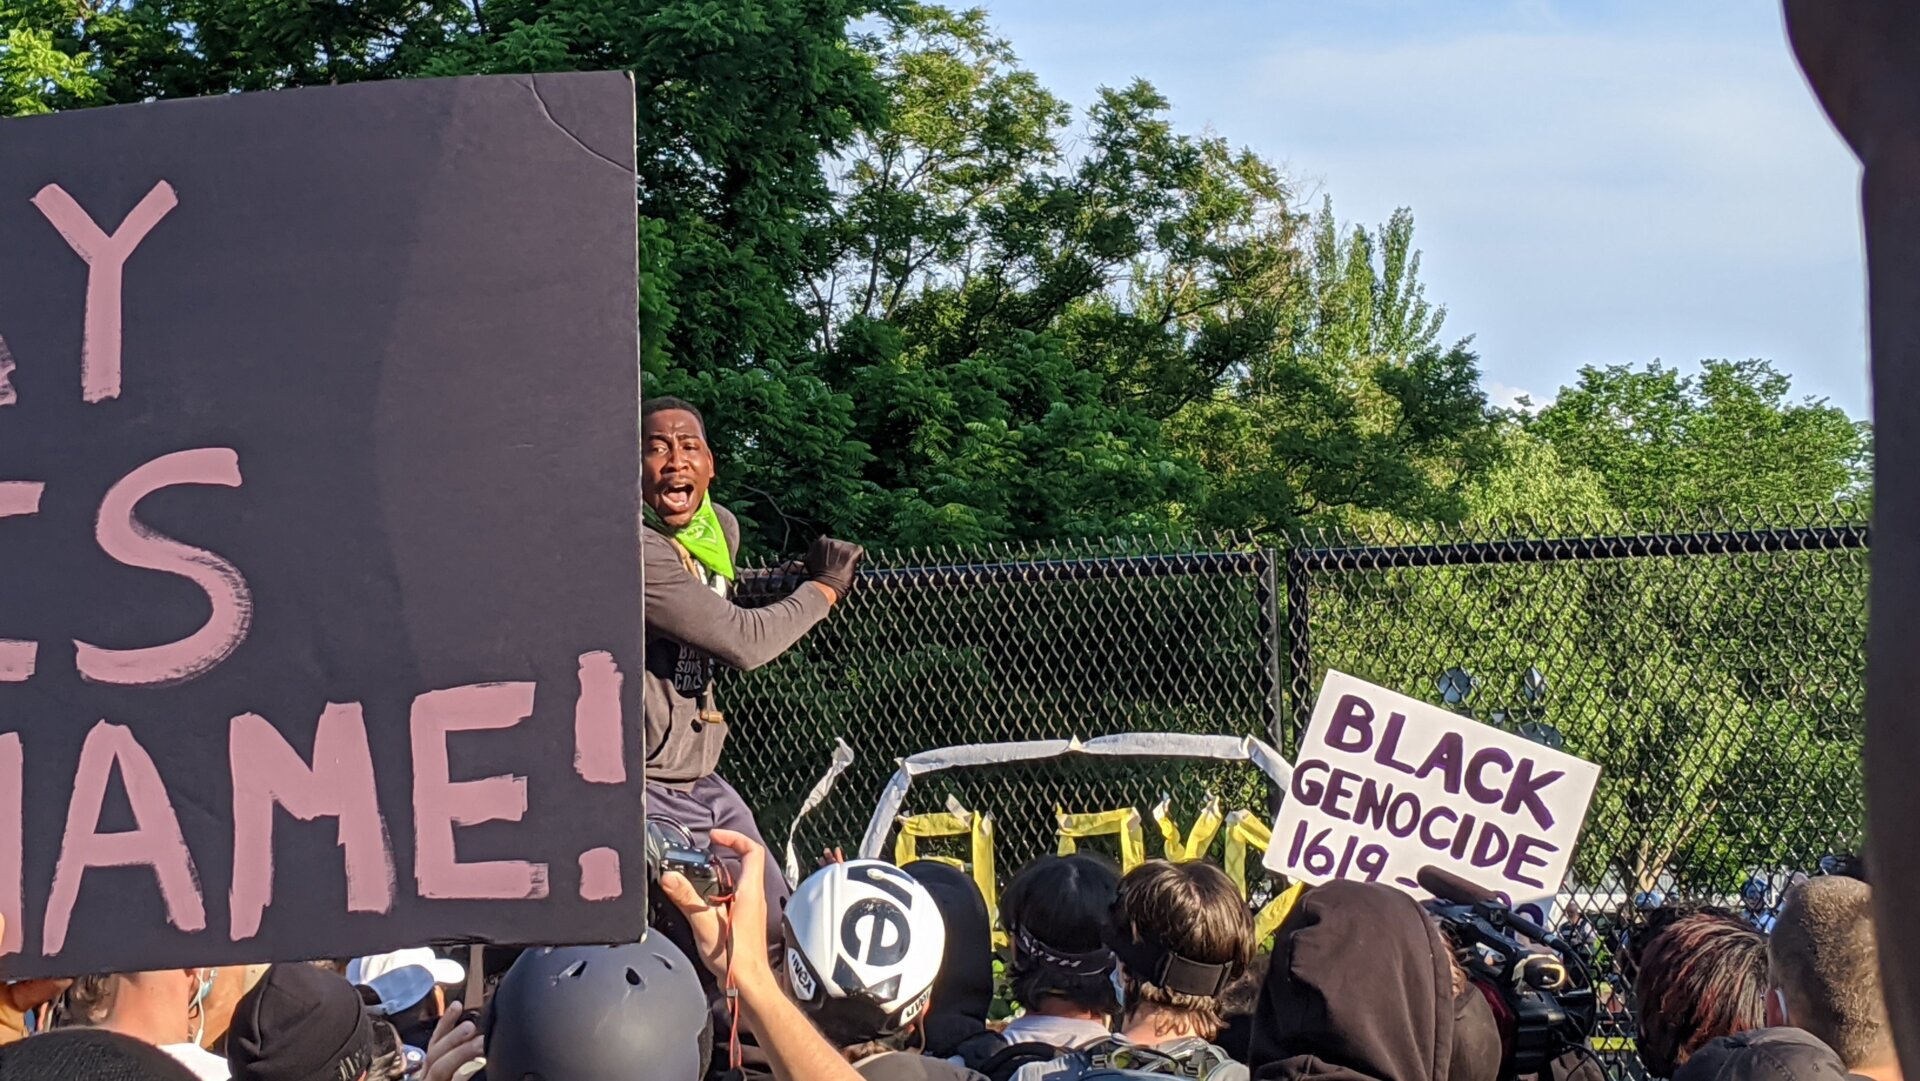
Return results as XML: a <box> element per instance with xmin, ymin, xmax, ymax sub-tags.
<box><xmin>980</xmin><ymin>1041</ymin><xmax>1073</xmax><ymax>1081</ymax></box>
<box><xmin>1083</xmin><ymin>1037</ymin><xmax>1243</xmax><ymax>1078</ymax></box>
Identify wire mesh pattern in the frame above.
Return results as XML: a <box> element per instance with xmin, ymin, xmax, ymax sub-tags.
<box><xmin>720</xmin><ymin>506</ymin><xmax>1868</xmax><ymax>1074</ymax></box>
<box><xmin>725</xmin><ymin>537</ymin><xmax>1283</xmax><ymax>867</ymax></box>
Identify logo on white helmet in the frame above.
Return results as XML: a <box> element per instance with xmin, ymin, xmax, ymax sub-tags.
<box><xmin>787</xmin><ymin>947</ymin><xmax>820</xmax><ymax>1002</ymax></box>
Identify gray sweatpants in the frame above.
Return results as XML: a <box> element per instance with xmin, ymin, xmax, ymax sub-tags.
<box><xmin>646</xmin><ymin>771</ymin><xmax>792</xmax><ymax>935</ymax></box>
<box><xmin>646</xmin><ymin>773</ymin><xmax>789</xmax><ymax>1080</ymax></box>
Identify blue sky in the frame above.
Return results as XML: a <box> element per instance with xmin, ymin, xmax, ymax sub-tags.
<box><xmin>975</xmin><ymin>0</ymin><xmax>1870</xmax><ymax>418</ymax></box>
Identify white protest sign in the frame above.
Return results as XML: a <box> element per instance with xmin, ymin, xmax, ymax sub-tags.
<box><xmin>1266</xmin><ymin>670</ymin><xmax>1601</xmax><ymax>904</ymax></box>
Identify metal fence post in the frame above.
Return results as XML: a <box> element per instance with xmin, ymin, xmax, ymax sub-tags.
<box><xmin>1284</xmin><ymin>547</ymin><xmax>1313</xmax><ymax>757</ymax></box>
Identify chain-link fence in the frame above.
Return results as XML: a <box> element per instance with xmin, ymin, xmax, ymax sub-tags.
<box><xmin>722</xmin><ymin>505</ymin><xmax>1868</xmax><ymax>1072</ymax></box>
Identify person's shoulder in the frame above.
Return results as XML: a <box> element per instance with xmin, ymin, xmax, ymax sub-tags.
<box><xmin>1008</xmin><ymin>1051</ymin><xmax>1087</xmax><ymax>1081</ymax></box>
<box><xmin>159</xmin><ymin>1042</ymin><xmax>231</xmax><ymax>1081</ymax></box>
<box><xmin>713</xmin><ymin>502</ymin><xmax>741</xmax><ymax>554</ymax></box>
<box><xmin>1673</xmin><ymin>1027</ymin><xmax>1849</xmax><ymax>1081</ymax></box>
<box><xmin>855</xmin><ymin>1050</ymin><xmax>991</xmax><ymax>1081</ymax></box>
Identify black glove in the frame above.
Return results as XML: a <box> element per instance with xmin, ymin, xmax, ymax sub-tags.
<box><xmin>805</xmin><ymin>536</ymin><xmax>864</xmax><ymax>599</ymax></box>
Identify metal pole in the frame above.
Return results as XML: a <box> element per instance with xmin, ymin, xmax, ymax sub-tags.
<box><xmin>1254</xmin><ymin>548</ymin><xmax>1284</xmax><ymax>749</ymax></box>
<box><xmin>1284</xmin><ymin>549</ymin><xmax>1313</xmax><ymax>755</ymax></box>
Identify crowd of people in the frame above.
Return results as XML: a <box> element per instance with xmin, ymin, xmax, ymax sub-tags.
<box><xmin>0</xmin><ymin>400</ymin><xmax>1893</xmax><ymax>1081</ymax></box>
<box><xmin>0</xmin><ymin>842</ymin><xmax>1891</xmax><ymax>1081</ymax></box>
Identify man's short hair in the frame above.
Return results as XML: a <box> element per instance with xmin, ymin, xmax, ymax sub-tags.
<box><xmin>643</xmin><ymin>395</ymin><xmax>707</xmax><ymax>435</ymax></box>
<box><xmin>1634</xmin><ymin>912</ymin><xmax>1768</xmax><ymax>1077</ymax></box>
<box><xmin>1769</xmin><ymin>876</ymin><xmax>1892</xmax><ymax>1068</ymax></box>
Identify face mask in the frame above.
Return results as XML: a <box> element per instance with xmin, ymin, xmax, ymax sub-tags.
<box><xmin>1110</xmin><ymin>967</ymin><xmax>1128</xmax><ymax>1014</ymax></box>
<box><xmin>187</xmin><ymin>969</ymin><xmax>212</xmax><ymax>1045</ymax></box>
<box><xmin>190</xmin><ymin>969</ymin><xmax>213</xmax><ymax>1011</ymax></box>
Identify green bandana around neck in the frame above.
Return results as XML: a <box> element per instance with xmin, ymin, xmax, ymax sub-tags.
<box><xmin>645</xmin><ymin>492</ymin><xmax>735</xmax><ymax>581</ymax></box>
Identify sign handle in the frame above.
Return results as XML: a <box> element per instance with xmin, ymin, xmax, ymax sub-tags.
<box><xmin>465</xmin><ymin>945</ymin><xmax>483</xmax><ymax>1009</ymax></box>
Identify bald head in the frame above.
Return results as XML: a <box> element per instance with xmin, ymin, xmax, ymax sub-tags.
<box><xmin>1769</xmin><ymin>876</ymin><xmax>1894</xmax><ymax>1070</ymax></box>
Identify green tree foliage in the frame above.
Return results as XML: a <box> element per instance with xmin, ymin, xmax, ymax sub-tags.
<box><xmin>1</xmin><ymin>22</ymin><xmax>95</xmax><ymax>115</ymax></box>
<box><xmin>1527</xmin><ymin>359</ymin><xmax>1871</xmax><ymax>512</ymax></box>
<box><xmin>803</xmin><ymin>7</ymin><xmax>1502</xmax><ymax>547</ymax></box>
<box><xmin>1169</xmin><ymin>202</ymin><xmax>1500</xmax><ymax>535</ymax></box>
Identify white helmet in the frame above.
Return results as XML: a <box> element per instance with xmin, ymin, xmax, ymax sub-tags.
<box><xmin>782</xmin><ymin>860</ymin><xmax>947</xmax><ymax>1043</ymax></box>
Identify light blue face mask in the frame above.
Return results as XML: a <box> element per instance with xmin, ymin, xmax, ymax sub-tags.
<box><xmin>187</xmin><ymin>969</ymin><xmax>214</xmax><ymax>1045</ymax></box>
<box><xmin>1110</xmin><ymin>966</ymin><xmax>1127</xmax><ymax>1013</ymax></box>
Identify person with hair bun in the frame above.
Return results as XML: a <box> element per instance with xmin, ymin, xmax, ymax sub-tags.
<box><xmin>996</xmin><ymin>855</ymin><xmax>1123</xmax><ymax>1054</ymax></box>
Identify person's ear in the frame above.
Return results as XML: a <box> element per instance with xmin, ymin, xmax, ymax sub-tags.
<box><xmin>1767</xmin><ymin>986</ymin><xmax>1791</xmax><ymax>1028</ymax></box>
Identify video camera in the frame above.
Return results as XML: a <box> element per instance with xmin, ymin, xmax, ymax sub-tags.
<box><xmin>1418</xmin><ymin>866</ymin><xmax>1597</xmax><ymax>1080</ymax></box>
<box><xmin>645</xmin><ymin>818</ymin><xmax>730</xmax><ymax>903</ymax></box>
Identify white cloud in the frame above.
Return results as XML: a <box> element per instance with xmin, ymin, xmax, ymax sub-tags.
<box><xmin>1485</xmin><ymin>381</ymin><xmax>1552</xmax><ymax>412</ymax></box>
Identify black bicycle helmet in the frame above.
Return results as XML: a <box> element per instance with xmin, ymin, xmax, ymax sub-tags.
<box><xmin>484</xmin><ymin>937</ymin><xmax>711</xmax><ymax>1081</ymax></box>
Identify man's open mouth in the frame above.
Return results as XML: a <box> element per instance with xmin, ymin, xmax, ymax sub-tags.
<box><xmin>658</xmin><ymin>481</ymin><xmax>697</xmax><ymax>514</ymax></box>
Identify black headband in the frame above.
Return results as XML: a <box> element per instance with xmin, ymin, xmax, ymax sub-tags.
<box><xmin>1104</xmin><ymin>926</ymin><xmax>1235</xmax><ymax>999</ymax></box>
<box><xmin>1013</xmin><ymin>925</ymin><xmax>1117</xmax><ymax>977</ymax></box>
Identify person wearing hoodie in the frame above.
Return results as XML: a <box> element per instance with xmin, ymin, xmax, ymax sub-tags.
<box><xmin>1247</xmin><ymin>880</ymin><xmax>1456</xmax><ymax>1081</ymax></box>
<box><xmin>902</xmin><ymin>861</ymin><xmax>1005</xmax><ymax>1069</ymax></box>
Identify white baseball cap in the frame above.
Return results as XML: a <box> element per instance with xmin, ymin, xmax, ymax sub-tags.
<box><xmin>346</xmin><ymin>948</ymin><xmax>465</xmax><ymax>1015</ymax></box>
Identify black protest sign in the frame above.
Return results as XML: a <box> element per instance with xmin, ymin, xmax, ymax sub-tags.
<box><xmin>0</xmin><ymin>73</ymin><xmax>645</xmax><ymax>977</ymax></box>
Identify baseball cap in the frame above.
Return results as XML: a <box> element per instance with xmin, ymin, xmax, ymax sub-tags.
<box><xmin>1674</xmin><ymin>1027</ymin><xmax>1849</xmax><ymax>1081</ymax></box>
<box><xmin>227</xmin><ymin>963</ymin><xmax>378</xmax><ymax>1081</ymax></box>
<box><xmin>346</xmin><ymin>949</ymin><xmax>465</xmax><ymax>1016</ymax></box>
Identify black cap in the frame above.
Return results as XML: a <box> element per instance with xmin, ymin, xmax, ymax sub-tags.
<box><xmin>228</xmin><ymin>963</ymin><xmax>378</xmax><ymax>1081</ymax></box>
<box><xmin>1675</xmin><ymin>1028</ymin><xmax>1850</xmax><ymax>1081</ymax></box>
<box><xmin>0</xmin><ymin>1029</ymin><xmax>198</xmax><ymax>1081</ymax></box>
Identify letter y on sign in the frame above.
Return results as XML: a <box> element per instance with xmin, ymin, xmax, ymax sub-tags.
<box><xmin>30</xmin><ymin>181</ymin><xmax>178</xmax><ymax>403</ymax></box>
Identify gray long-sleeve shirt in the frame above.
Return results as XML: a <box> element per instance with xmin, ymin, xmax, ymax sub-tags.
<box><xmin>643</xmin><ymin>504</ymin><xmax>831</xmax><ymax>785</ymax></box>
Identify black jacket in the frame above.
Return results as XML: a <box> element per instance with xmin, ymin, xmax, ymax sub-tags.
<box><xmin>1248</xmin><ymin>881</ymin><xmax>1455</xmax><ymax>1081</ymax></box>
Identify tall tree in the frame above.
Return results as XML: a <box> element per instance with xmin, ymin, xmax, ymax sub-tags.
<box><xmin>1167</xmin><ymin>204</ymin><xmax>1500</xmax><ymax>535</ymax></box>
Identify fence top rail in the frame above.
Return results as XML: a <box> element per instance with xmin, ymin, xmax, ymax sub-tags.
<box><xmin>737</xmin><ymin>549</ymin><xmax>1273</xmax><ymax>592</ymax></box>
<box><xmin>1292</xmin><ymin>524</ymin><xmax>1869</xmax><ymax>573</ymax></box>
<box><xmin>733</xmin><ymin>522</ymin><xmax>1869</xmax><ymax>592</ymax></box>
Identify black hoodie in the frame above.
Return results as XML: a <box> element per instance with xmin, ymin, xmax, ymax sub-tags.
<box><xmin>1248</xmin><ymin>881</ymin><xmax>1455</xmax><ymax>1081</ymax></box>
<box><xmin>902</xmin><ymin>860</ymin><xmax>998</xmax><ymax>1062</ymax></box>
